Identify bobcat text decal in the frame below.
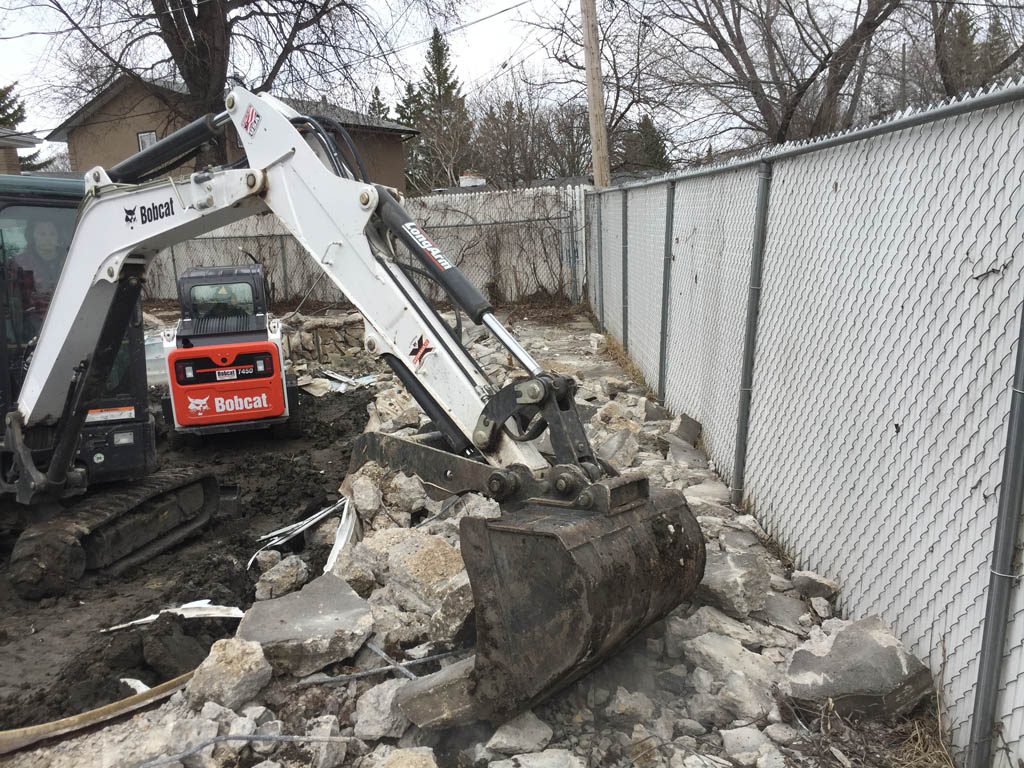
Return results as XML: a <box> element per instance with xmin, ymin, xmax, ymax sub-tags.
<box><xmin>214</xmin><ymin>393</ymin><xmax>269</xmax><ymax>413</ymax></box>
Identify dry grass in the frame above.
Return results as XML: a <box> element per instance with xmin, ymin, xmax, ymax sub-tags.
<box><xmin>791</xmin><ymin>698</ymin><xmax>955</xmax><ymax>768</ymax></box>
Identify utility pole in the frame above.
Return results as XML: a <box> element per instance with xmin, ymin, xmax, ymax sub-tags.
<box><xmin>581</xmin><ymin>0</ymin><xmax>611</xmax><ymax>188</ymax></box>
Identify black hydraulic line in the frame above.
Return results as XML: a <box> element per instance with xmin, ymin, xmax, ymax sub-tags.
<box><xmin>381</xmin><ymin>353</ymin><xmax>473</xmax><ymax>456</ymax></box>
<box><xmin>133</xmin><ymin>145</ymin><xmax>205</xmax><ymax>184</ymax></box>
<box><xmin>394</xmin><ymin>259</ymin><xmax>464</xmax><ymax>341</ymax></box>
<box><xmin>108</xmin><ymin>114</ymin><xmax>225</xmax><ymax>184</ymax></box>
<box><xmin>311</xmin><ymin>114</ymin><xmax>370</xmax><ymax>183</ymax></box>
<box><xmin>375</xmin><ymin>186</ymin><xmax>493</xmax><ymax>324</ymax></box>
<box><xmin>289</xmin><ymin>116</ymin><xmax>347</xmax><ymax>177</ymax></box>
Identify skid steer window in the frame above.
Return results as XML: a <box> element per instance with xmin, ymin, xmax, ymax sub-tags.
<box><xmin>190</xmin><ymin>282</ymin><xmax>255</xmax><ymax>319</ymax></box>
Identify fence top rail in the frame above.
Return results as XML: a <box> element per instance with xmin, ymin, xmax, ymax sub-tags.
<box><xmin>588</xmin><ymin>75</ymin><xmax>1024</xmax><ymax>195</ymax></box>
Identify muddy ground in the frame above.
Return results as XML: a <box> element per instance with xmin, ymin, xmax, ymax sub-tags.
<box><xmin>0</xmin><ymin>387</ymin><xmax>373</xmax><ymax>730</ymax></box>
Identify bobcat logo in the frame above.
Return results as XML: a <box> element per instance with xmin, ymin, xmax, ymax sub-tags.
<box><xmin>187</xmin><ymin>396</ymin><xmax>210</xmax><ymax>415</ymax></box>
<box><xmin>124</xmin><ymin>207</ymin><xmax>137</xmax><ymax>227</ymax></box>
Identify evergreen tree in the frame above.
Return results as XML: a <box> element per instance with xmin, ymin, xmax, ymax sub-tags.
<box><xmin>948</xmin><ymin>8</ymin><xmax>980</xmax><ymax>90</ymax></box>
<box><xmin>368</xmin><ymin>86</ymin><xmax>391</xmax><ymax>120</ymax></box>
<box><xmin>0</xmin><ymin>83</ymin><xmax>28</xmax><ymax>128</ymax></box>
<box><xmin>0</xmin><ymin>82</ymin><xmax>50</xmax><ymax>172</ymax></box>
<box><xmin>635</xmin><ymin>115</ymin><xmax>671</xmax><ymax>171</ymax></box>
<box><xmin>397</xmin><ymin>28</ymin><xmax>473</xmax><ymax>193</ymax></box>
<box><xmin>979</xmin><ymin>15</ymin><xmax>1014</xmax><ymax>80</ymax></box>
<box><xmin>618</xmin><ymin>115</ymin><xmax>672</xmax><ymax>172</ymax></box>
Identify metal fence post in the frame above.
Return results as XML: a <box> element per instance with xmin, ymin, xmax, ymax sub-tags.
<box><xmin>966</xmin><ymin>307</ymin><xmax>1024</xmax><ymax>768</ymax></box>
<box><xmin>621</xmin><ymin>190</ymin><xmax>629</xmax><ymax>351</ymax></box>
<box><xmin>595</xmin><ymin>194</ymin><xmax>605</xmax><ymax>331</ymax></box>
<box><xmin>169</xmin><ymin>244</ymin><xmax>178</xmax><ymax>282</ymax></box>
<box><xmin>730</xmin><ymin>161</ymin><xmax>773</xmax><ymax>506</ymax></box>
<box><xmin>658</xmin><ymin>181</ymin><xmax>677</xmax><ymax>402</ymax></box>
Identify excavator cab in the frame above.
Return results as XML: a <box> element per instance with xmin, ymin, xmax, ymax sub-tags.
<box><xmin>0</xmin><ymin>176</ymin><xmax>155</xmax><ymax>490</ymax></box>
<box><xmin>0</xmin><ymin>176</ymin><xmax>217</xmax><ymax>600</ymax></box>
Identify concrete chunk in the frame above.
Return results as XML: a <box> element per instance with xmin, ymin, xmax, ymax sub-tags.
<box><xmin>185</xmin><ymin>638</ymin><xmax>272</xmax><ymax>711</ymax></box>
<box><xmin>355</xmin><ymin>679</ymin><xmax>411</xmax><ymax>740</ymax></box>
<box><xmin>237</xmin><ymin>573</ymin><xmax>373</xmax><ymax>677</ymax></box>
<box><xmin>784</xmin><ymin>617</ymin><xmax>932</xmax><ymax>717</ymax></box>
<box><xmin>396</xmin><ymin>656</ymin><xmax>478</xmax><ymax>729</ymax></box>
<box><xmin>486</xmin><ymin>710</ymin><xmax>554</xmax><ymax>755</ymax></box>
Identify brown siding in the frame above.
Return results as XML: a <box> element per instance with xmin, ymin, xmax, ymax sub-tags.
<box><xmin>67</xmin><ymin>81</ymin><xmax>186</xmax><ymax>172</ymax></box>
<box><xmin>0</xmin><ymin>147</ymin><xmax>20</xmax><ymax>174</ymax></box>
<box><xmin>65</xmin><ymin>83</ymin><xmax>409</xmax><ymax>192</ymax></box>
<box><xmin>346</xmin><ymin>130</ymin><xmax>407</xmax><ymax>193</ymax></box>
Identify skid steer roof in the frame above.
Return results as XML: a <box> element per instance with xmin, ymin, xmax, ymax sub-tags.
<box><xmin>176</xmin><ymin>263</ymin><xmax>270</xmax><ymax>342</ymax></box>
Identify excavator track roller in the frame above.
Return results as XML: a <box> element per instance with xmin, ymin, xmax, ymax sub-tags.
<box><xmin>460</xmin><ymin>483</ymin><xmax>705</xmax><ymax>722</ymax></box>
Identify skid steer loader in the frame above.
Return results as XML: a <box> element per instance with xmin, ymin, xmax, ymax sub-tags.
<box><xmin>0</xmin><ymin>90</ymin><xmax>705</xmax><ymax>719</ymax></box>
<box><xmin>162</xmin><ymin>263</ymin><xmax>301</xmax><ymax>442</ymax></box>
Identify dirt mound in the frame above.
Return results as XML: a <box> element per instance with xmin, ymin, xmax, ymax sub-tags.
<box><xmin>0</xmin><ymin>388</ymin><xmax>372</xmax><ymax>730</ymax></box>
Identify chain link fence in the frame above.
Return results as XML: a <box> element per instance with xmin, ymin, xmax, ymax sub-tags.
<box><xmin>144</xmin><ymin>186</ymin><xmax>586</xmax><ymax>307</ymax></box>
<box><xmin>585</xmin><ymin>81</ymin><xmax>1024</xmax><ymax>766</ymax></box>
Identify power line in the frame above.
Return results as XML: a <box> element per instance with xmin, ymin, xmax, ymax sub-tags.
<box><xmin>271</xmin><ymin>0</ymin><xmax>535</xmax><ymax>91</ymax></box>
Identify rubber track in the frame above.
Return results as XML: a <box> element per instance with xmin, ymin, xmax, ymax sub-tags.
<box><xmin>55</xmin><ymin>467</ymin><xmax>217</xmax><ymax>536</ymax></box>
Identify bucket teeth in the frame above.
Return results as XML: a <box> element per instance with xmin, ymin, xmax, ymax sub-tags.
<box><xmin>460</xmin><ymin>486</ymin><xmax>705</xmax><ymax>722</ymax></box>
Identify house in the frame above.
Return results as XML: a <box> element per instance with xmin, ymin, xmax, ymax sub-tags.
<box><xmin>0</xmin><ymin>127</ymin><xmax>42</xmax><ymax>175</ymax></box>
<box><xmin>46</xmin><ymin>77</ymin><xmax>417</xmax><ymax>191</ymax></box>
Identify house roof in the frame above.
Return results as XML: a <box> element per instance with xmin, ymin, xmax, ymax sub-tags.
<box><xmin>0</xmin><ymin>126</ymin><xmax>42</xmax><ymax>149</ymax></box>
<box><xmin>47</xmin><ymin>75</ymin><xmax>416</xmax><ymax>142</ymax></box>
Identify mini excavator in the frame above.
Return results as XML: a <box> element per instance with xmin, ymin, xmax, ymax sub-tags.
<box><xmin>0</xmin><ymin>89</ymin><xmax>705</xmax><ymax>720</ymax></box>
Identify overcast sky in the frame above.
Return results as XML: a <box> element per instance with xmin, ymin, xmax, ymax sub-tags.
<box><xmin>1</xmin><ymin>0</ymin><xmax>564</xmax><ymax>152</ymax></box>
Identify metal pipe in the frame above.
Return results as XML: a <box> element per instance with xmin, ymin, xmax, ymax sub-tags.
<box><xmin>730</xmin><ymin>161</ymin><xmax>773</xmax><ymax>506</ymax></box>
<box><xmin>621</xmin><ymin>191</ymin><xmax>629</xmax><ymax>351</ymax></box>
<box><xmin>609</xmin><ymin>80</ymin><xmax>1024</xmax><ymax>193</ymax></box>
<box><xmin>966</xmin><ymin>306</ymin><xmax>1024</xmax><ymax>768</ymax></box>
<box><xmin>658</xmin><ymin>181</ymin><xmax>677</xmax><ymax>402</ymax></box>
<box><xmin>595</xmin><ymin>194</ymin><xmax>605</xmax><ymax>331</ymax></box>
<box><xmin>482</xmin><ymin>313</ymin><xmax>543</xmax><ymax>376</ymax></box>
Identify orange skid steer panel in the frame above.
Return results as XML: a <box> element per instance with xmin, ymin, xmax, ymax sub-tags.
<box><xmin>167</xmin><ymin>341</ymin><xmax>286</xmax><ymax>428</ymax></box>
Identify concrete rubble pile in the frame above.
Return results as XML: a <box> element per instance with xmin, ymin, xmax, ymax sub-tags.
<box><xmin>18</xmin><ymin>316</ymin><xmax>935</xmax><ymax>768</ymax></box>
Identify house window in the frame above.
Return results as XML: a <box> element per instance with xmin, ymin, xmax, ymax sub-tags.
<box><xmin>137</xmin><ymin>131</ymin><xmax>157</xmax><ymax>151</ymax></box>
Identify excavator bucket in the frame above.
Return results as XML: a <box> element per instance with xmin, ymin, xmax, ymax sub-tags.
<box><xmin>459</xmin><ymin>476</ymin><xmax>705</xmax><ymax>722</ymax></box>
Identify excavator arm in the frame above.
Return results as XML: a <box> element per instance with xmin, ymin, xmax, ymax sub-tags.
<box><xmin>2</xmin><ymin>88</ymin><xmax>705</xmax><ymax>721</ymax></box>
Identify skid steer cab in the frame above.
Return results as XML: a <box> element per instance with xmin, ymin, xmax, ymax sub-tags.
<box><xmin>161</xmin><ymin>264</ymin><xmax>300</xmax><ymax>441</ymax></box>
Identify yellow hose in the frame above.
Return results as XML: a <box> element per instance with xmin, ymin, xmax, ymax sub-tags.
<box><xmin>0</xmin><ymin>671</ymin><xmax>193</xmax><ymax>755</ymax></box>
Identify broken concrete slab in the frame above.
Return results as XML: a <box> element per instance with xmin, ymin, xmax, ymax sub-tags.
<box><xmin>596</xmin><ymin>429</ymin><xmax>639</xmax><ymax>470</ymax></box>
<box><xmin>385</xmin><ymin>472</ymin><xmax>427</xmax><ymax>514</ymax></box>
<box><xmin>721</xmin><ymin>726</ymin><xmax>769</xmax><ymax>756</ymax></box>
<box><xmin>660</xmin><ymin>433</ymin><xmax>709</xmax><ymax>469</ymax></box>
<box><xmin>697</xmin><ymin>550</ymin><xmax>770</xmax><ymax>617</ymax></box>
<box><xmin>681</xmin><ymin>633</ymin><xmax>779</xmax><ymax>687</ymax></box>
<box><xmin>490</xmin><ymin>748</ymin><xmax>586</xmax><ymax>768</ymax></box>
<box><xmin>378</xmin><ymin>747</ymin><xmax>439</xmax><ymax>768</ymax></box>
<box><xmin>604</xmin><ymin>687</ymin><xmax>655</xmax><ymax>726</ymax></box>
<box><xmin>792</xmin><ymin>570</ymin><xmax>840</xmax><ymax>600</ymax></box>
<box><xmin>428</xmin><ymin>570</ymin><xmax>474</xmax><ymax>644</ymax></box>
<box><xmin>396</xmin><ymin>656</ymin><xmax>478</xmax><ymax>729</ymax></box>
<box><xmin>386</xmin><ymin>529</ymin><xmax>465</xmax><ymax>608</ymax></box>
<box><xmin>784</xmin><ymin>617</ymin><xmax>932</xmax><ymax>717</ymax></box>
<box><xmin>751</xmin><ymin>593</ymin><xmax>812</xmax><ymax>639</ymax></box>
<box><xmin>669</xmin><ymin>413</ymin><xmax>702</xmax><ymax>446</ymax></box>
<box><xmin>355</xmin><ymin>679</ymin><xmax>411</xmax><ymax>740</ymax></box>
<box><xmin>304</xmin><ymin>714</ymin><xmax>346</xmax><ymax>768</ymax></box>
<box><xmin>237</xmin><ymin>573</ymin><xmax>373</xmax><ymax>677</ymax></box>
<box><xmin>254</xmin><ymin>554</ymin><xmax>310</xmax><ymax>601</ymax></box>
<box><xmin>185</xmin><ymin>638</ymin><xmax>273</xmax><ymax>711</ymax></box>
<box><xmin>352</xmin><ymin>475</ymin><xmax>383</xmax><ymax>517</ymax></box>
<box><xmin>665</xmin><ymin>606</ymin><xmax>761</xmax><ymax>655</ymax></box>
<box><xmin>486</xmin><ymin>710</ymin><xmax>554</xmax><ymax>755</ymax></box>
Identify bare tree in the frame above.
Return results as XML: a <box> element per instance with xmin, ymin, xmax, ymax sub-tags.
<box><xmin>4</xmin><ymin>0</ymin><xmax>456</xmax><ymax>159</ymax></box>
